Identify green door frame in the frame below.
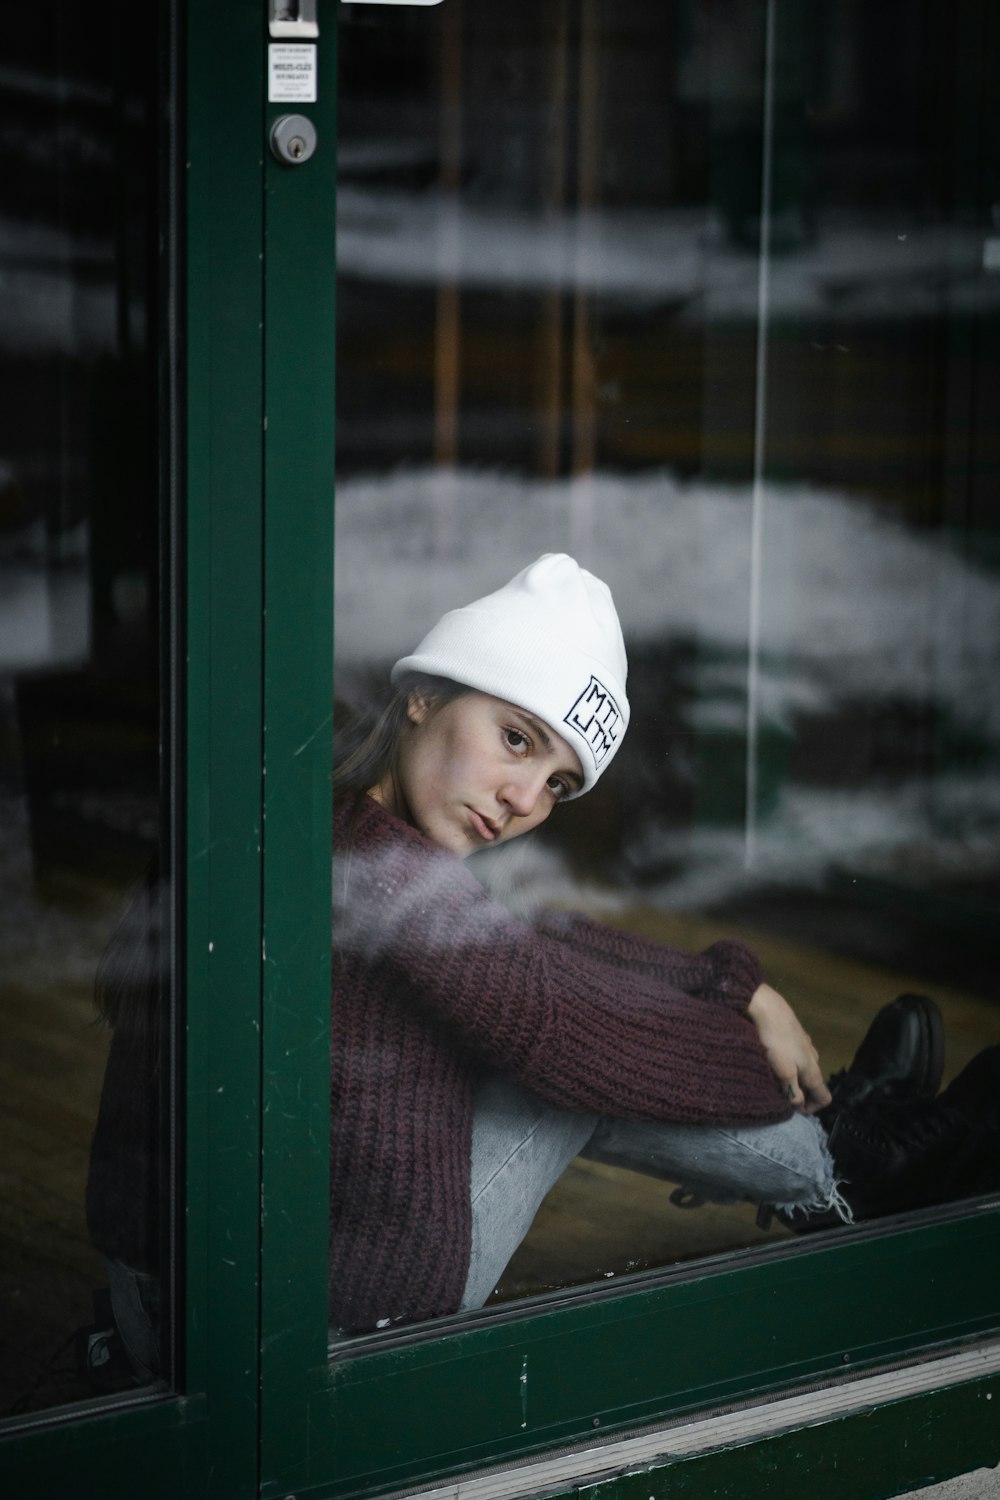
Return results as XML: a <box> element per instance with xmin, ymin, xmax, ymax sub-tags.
<box><xmin>1</xmin><ymin>0</ymin><xmax>273</xmax><ymax>1491</ymax></box>
<box><xmin>2</xmin><ymin>5</ymin><xmax>999</xmax><ymax>1500</ymax></box>
<box><xmin>259</xmin><ymin>0</ymin><xmax>338</xmax><ymax>1434</ymax></box>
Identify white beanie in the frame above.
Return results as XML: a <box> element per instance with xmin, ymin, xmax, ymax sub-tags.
<box><xmin>391</xmin><ymin>553</ymin><xmax>629</xmax><ymax>795</ymax></box>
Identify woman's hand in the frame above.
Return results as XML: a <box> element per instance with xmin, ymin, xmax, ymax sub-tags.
<box><xmin>747</xmin><ymin>983</ymin><xmax>831</xmax><ymax>1114</ymax></box>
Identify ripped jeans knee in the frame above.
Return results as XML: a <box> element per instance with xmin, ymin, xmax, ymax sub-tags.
<box><xmin>584</xmin><ymin>1110</ymin><xmax>852</xmax><ymax>1223</ymax></box>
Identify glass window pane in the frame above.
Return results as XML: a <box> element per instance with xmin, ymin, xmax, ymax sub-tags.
<box><xmin>332</xmin><ymin>0</ymin><xmax>1000</xmax><ymax>1344</ymax></box>
<box><xmin>0</xmin><ymin>5</ymin><xmax>174</xmax><ymax>1415</ymax></box>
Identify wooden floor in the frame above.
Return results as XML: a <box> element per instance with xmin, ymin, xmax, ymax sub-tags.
<box><xmin>3</xmin><ymin>897</ymin><xmax>999</xmax><ymax>1414</ymax></box>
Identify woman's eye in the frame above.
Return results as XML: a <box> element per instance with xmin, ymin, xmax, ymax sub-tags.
<box><xmin>504</xmin><ymin>728</ymin><xmax>529</xmax><ymax>753</ymax></box>
<box><xmin>547</xmin><ymin>776</ymin><xmax>569</xmax><ymax>800</ymax></box>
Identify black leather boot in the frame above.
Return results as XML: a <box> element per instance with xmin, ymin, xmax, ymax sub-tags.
<box><xmin>823</xmin><ymin>992</ymin><xmax>945</xmax><ymax>1115</ymax></box>
<box><xmin>757</xmin><ymin>994</ymin><xmax>946</xmax><ymax>1234</ymax></box>
<box><xmin>824</xmin><ymin>1044</ymin><xmax>1000</xmax><ymax>1222</ymax></box>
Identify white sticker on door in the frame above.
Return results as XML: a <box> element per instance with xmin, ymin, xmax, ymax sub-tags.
<box><xmin>268</xmin><ymin>44</ymin><xmax>317</xmax><ymax>103</ymax></box>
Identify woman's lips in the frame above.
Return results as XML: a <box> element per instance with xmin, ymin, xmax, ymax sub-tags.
<box><xmin>468</xmin><ymin>808</ymin><xmax>499</xmax><ymax>842</ymax></box>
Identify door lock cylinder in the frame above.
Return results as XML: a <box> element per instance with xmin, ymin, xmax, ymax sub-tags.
<box><xmin>270</xmin><ymin>114</ymin><xmax>317</xmax><ymax>166</ymax></box>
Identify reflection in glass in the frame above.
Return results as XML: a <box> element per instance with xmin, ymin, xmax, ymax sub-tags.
<box><xmin>334</xmin><ymin>0</ymin><xmax>1000</xmax><ymax>1334</ymax></box>
<box><xmin>0</xmin><ymin>7</ymin><xmax>171</xmax><ymax>1415</ymax></box>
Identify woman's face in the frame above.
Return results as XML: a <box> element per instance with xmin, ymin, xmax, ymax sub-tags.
<box><xmin>379</xmin><ymin>689</ymin><xmax>585</xmax><ymax>857</ymax></box>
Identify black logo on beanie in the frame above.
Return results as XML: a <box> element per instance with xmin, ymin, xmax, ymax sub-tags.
<box><xmin>564</xmin><ymin>677</ymin><xmax>622</xmax><ymax>767</ymax></box>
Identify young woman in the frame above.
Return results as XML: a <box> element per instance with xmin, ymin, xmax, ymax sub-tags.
<box><xmin>90</xmin><ymin>554</ymin><xmax>999</xmax><ymax>1368</ymax></box>
<box><xmin>331</xmin><ymin>553</ymin><xmax>855</xmax><ymax>1333</ymax></box>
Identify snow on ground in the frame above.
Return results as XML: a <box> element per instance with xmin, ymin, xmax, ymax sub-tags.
<box><xmin>2</xmin><ymin>193</ymin><xmax>995</xmax><ymax>355</ymax></box>
<box><xmin>338</xmin><ymin>189</ymin><xmax>997</xmax><ymax>322</ymax></box>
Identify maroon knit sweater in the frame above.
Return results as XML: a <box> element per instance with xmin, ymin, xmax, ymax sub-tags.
<box><xmin>330</xmin><ymin>793</ymin><xmax>792</xmax><ymax>1333</ymax></box>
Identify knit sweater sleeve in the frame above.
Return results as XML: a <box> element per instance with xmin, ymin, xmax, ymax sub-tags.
<box><xmin>335</xmin><ymin>799</ymin><xmax>790</xmax><ymax>1127</ymax></box>
<box><xmin>532</xmin><ymin>909</ymin><xmax>763</xmax><ymax>1017</ymax></box>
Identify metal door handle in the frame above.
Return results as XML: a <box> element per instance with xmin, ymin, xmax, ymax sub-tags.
<box><xmin>269</xmin><ymin>1</ymin><xmax>318</xmax><ymax>38</ymax></box>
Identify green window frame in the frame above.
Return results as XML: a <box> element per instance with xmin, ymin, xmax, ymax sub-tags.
<box><xmin>2</xmin><ymin>4</ymin><xmax>998</xmax><ymax>1499</ymax></box>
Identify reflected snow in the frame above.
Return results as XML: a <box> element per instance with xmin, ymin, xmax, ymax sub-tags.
<box><xmin>338</xmin><ymin>189</ymin><xmax>994</xmax><ymax>322</ymax></box>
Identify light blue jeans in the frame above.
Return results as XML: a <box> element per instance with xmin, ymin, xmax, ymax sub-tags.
<box><xmin>459</xmin><ymin>1071</ymin><xmax>846</xmax><ymax>1310</ymax></box>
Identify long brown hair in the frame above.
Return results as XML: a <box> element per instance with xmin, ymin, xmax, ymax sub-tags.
<box><xmin>333</xmin><ymin>672</ymin><xmax>468</xmax><ymax>817</ymax></box>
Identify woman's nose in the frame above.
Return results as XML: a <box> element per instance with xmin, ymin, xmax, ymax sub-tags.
<box><xmin>499</xmin><ymin>770</ymin><xmax>545</xmax><ymax>818</ymax></box>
